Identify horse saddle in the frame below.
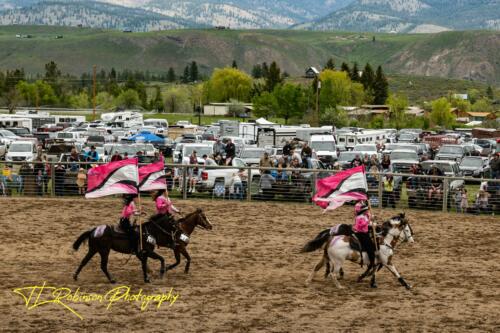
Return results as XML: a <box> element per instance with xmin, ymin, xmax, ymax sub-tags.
<box><xmin>110</xmin><ymin>225</ymin><xmax>130</xmax><ymax>238</ymax></box>
<box><xmin>349</xmin><ymin>235</ymin><xmax>362</xmax><ymax>252</ymax></box>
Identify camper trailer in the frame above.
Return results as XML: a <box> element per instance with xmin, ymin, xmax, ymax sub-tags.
<box><xmin>101</xmin><ymin>111</ymin><xmax>143</xmax><ymax>128</ymax></box>
<box><xmin>336</xmin><ymin>130</ymin><xmax>388</xmax><ymax>150</ymax></box>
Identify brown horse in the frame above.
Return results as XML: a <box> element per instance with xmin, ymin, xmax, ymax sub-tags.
<box><xmin>149</xmin><ymin>208</ymin><xmax>213</xmax><ymax>274</ymax></box>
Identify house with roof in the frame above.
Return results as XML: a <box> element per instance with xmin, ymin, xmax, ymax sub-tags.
<box><xmin>305</xmin><ymin>67</ymin><xmax>320</xmax><ymax>79</ymax></box>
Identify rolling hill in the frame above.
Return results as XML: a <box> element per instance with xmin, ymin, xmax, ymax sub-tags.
<box><xmin>301</xmin><ymin>0</ymin><xmax>500</xmax><ymax>33</ymax></box>
<box><xmin>0</xmin><ymin>26</ymin><xmax>498</xmax><ymax>84</ymax></box>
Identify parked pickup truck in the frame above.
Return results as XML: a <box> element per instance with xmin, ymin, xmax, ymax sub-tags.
<box><xmin>196</xmin><ymin>158</ymin><xmax>260</xmax><ymax>192</ymax></box>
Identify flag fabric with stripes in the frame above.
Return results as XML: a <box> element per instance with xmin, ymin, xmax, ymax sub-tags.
<box><xmin>312</xmin><ymin>166</ymin><xmax>368</xmax><ymax>211</ymax></box>
<box><xmin>85</xmin><ymin>158</ymin><xmax>139</xmax><ymax>198</ymax></box>
<box><xmin>138</xmin><ymin>157</ymin><xmax>167</xmax><ymax>192</ymax></box>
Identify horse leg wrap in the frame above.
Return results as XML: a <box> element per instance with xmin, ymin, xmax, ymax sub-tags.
<box><xmin>398</xmin><ymin>277</ymin><xmax>410</xmax><ymax>289</ymax></box>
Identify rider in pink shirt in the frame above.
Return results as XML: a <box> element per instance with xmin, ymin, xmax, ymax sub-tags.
<box><xmin>119</xmin><ymin>194</ymin><xmax>140</xmax><ymax>254</ymax></box>
<box><xmin>151</xmin><ymin>189</ymin><xmax>180</xmax><ymax>248</ymax></box>
<box><xmin>353</xmin><ymin>201</ymin><xmax>376</xmax><ymax>267</ymax></box>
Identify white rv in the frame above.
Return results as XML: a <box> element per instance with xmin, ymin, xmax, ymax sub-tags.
<box><xmin>0</xmin><ymin>117</ymin><xmax>33</xmax><ymax>132</ymax></box>
<box><xmin>143</xmin><ymin>118</ymin><xmax>168</xmax><ymax>135</ymax></box>
<box><xmin>336</xmin><ymin>130</ymin><xmax>388</xmax><ymax>150</ymax></box>
<box><xmin>101</xmin><ymin>111</ymin><xmax>143</xmax><ymax>128</ymax></box>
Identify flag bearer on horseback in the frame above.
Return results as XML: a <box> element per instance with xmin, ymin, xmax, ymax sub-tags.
<box><xmin>353</xmin><ymin>201</ymin><xmax>376</xmax><ymax>267</ymax></box>
<box><xmin>151</xmin><ymin>189</ymin><xmax>180</xmax><ymax>248</ymax></box>
<box><xmin>120</xmin><ymin>194</ymin><xmax>140</xmax><ymax>254</ymax></box>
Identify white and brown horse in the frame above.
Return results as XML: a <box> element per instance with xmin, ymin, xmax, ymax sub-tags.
<box><xmin>302</xmin><ymin>213</ymin><xmax>414</xmax><ymax>289</ymax></box>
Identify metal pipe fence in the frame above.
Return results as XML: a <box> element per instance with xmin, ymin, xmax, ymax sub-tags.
<box><xmin>1</xmin><ymin>160</ymin><xmax>499</xmax><ymax>215</ymax></box>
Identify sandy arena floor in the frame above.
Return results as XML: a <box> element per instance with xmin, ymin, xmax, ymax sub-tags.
<box><xmin>1</xmin><ymin>198</ymin><xmax>499</xmax><ymax>332</ymax></box>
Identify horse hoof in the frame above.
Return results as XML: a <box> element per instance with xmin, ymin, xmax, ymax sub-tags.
<box><xmin>144</xmin><ymin>278</ymin><xmax>151</xmax><ymax>283</ymax></box>
<box><xmin>370</xmin><ymin>283</ymin><xmax>378</xmax><ymax>289</ymax></box>
<box><xmin>73</xmin><ymin>275</ymin><xmax>78</xmax><ymax>281</ymax></box>
<box><xmin>357</xmin><ymin>275</ymin><xmax>364</xmax><ymax>283</ymax></box>
<box><xmin>110</xmin><ymin>279</ymin><xmax>116</xmax><ymax>284</ymax></box>
<box><xmin>405</xmin><ymin>284</ymin><xmax>412</xmax><ymax>290</ymax></box>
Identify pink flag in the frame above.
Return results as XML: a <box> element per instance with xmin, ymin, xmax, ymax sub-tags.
<box><xmin>85</xmin><ymin>158</ymin><xmax>138</xmax><ymax>199</ymax></box>
<box><xmin>138</xmin><ymin>157</ymin><xmax>167</xmax><ymax>192</ymax></box>
<box><xmin>313</xmin><ymin>166</ymin><xmax>368</xmax><ymax>211</ymax></box>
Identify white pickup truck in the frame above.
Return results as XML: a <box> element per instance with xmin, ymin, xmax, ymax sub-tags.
<box><xmin>196</xmin><ymin>158</ymin><xmax>260</xmax><ymax>192</ymax></box>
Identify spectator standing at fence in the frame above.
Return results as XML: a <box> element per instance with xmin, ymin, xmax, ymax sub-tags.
<box><xmin>370</xmin><ymin>154</ymin><xmax>380</xmax><ymax>170</ymax></box>
<box><xmin>427</xmin><ymin>165</ymin><xmax>444</xmax><ymax>201</ymax></box>
<box><xmin>301</xmin><ymin>142</ymin><xmax>313</xmax><ymax>169</ymax></box>
<box><xmin>85</xmin><ymin>146</ymin><xmax>99</xmax><ymax>163</ymax></box>
<box><xmin>54</xmin><ymin>164</ymin><xmax>66</xmax><ymax>196</ymax></box>
<box><xmin>187</xmin><ymin>151</ymin><xmax>199</xmax><ymax>193</ymax></box>
<box><xmin>259</xmin><ymin>170</ymin><xmax>276</xmax><ymax>200</ymax></box>
<box><xmin>474</xmin><ymin>190</ymin><xmax>491</xmax><ymax>214</ymax></box>
<box><xmin>460</xmin><ymin>188</ymin><xmax>469</xmax><ymax>213</ymax></box>
<box><xmin>259</xmin><ymin>152</ymin><xmax>273</xmax><ymax>173</ymax></box>
<box><xmin>35</xmin><ymin>169</ymin><xmax>43</xmax><ymax>196</ymax></box>
<box><xmin>382</xmin><ymin>173</ymin><xmax>396</xmax><ymax>208</ymax></box>
<box><xmin>490</xmin><ymin>153</ymin><xmax>500</xmax><ymax>179</ymax></box>
<box><xmin>69</xmin><ymin>148</ymin><xmax>80</xmax><ymax>172</ymax></box>
<box><xmin>225</xmin><ymin>139</ymin><xmax>236</xmax><ymax>165</ymax></box>
<box><xmin>19</xmin><ymin>162</ymin><xmax>32</xmax><ymax>195</ymax></box>
<box><xmin>350</xmin><ymin>154</ymin><xmax>362</xmax><ymax>168</ymax></box>
<box><xmin>76</xmin><ymin>168</ymin><xmax>87</xmax><ymax>195</ymax></box>
<box><xmin>214</xmin><ymin>139</ymin><xmax>225</xmax><ymax>158</ymax></box>
<box><xmin>381</xmin><ymin>155</ymin><xmax>391</xmax><ymax>172</ymax></box>
<box><xmin>283</xmin><ymin>141</ymin><xmax>292</xmax><ymax>162</ymax></box>
<box><xmin>276</xmin><ymin>157</ymin><xmax>288</xmax><ymax>182</ymax></box>
<box><xmin>111</xmin><ymin>151</ymin><xmax>122</xmax><ymax>162</ymax></box>
<box><xmin>229</xmin><ymin>172</ymin><xmax>243</xmax><ymax>199</ymax></box>
<box><xmin>291</xmin><ymin>149</ymin><xmax>302</xmax><ymax>166</ymax></box>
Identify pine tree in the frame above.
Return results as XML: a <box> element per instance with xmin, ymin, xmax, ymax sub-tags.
<box><xmin>190</xmin><ymin>61</ymin><xmax>199</xmax><ymax>82</ymax></box>
<box><xmin>232</xmin><ymin>60</ymin><xmax>238</xmax><ymax>69</ymax></box>
<box><xmin>261</xmin><ymin>62</ymin><xmax>269</xmax><ymax>78</ymax></box>
<box><xmin>373</xmin><ymin>66</ymin><xmax>389</xmax><ymax>105</ymax></box>
<box><xmin>265</xmin><ymin>61</ymin><xmax>283</xmax><ymax>92</ymax></box>
<box><xmin>361</xmin><ymin>63</ymin><xmax>375</xmax><ymax>90</ymax></box>
<box><xmin>251</xmin><ymin>64</ymin><xmax>263</xmax><ymax>79</ymax></box>
<box><xmin>350</xmin><ymin>62</ymin><xmax>360</xmax><ymax>82</ymax></box>
<box><xmin>486</xmin><ymin>85</ymin><xmax>494</xmax><ymax>100</ymax></box>
<box><xmin>325</xmin><ymin>58</ymin><xmax>335</xmax><ymax>70</ymax></box>
<box><xmin>167</xmin><ymin>67</ymin><xmax>176</xmax><ymax>83</ymax></box>
<box><xmin>340</xmin><ymin>62</ymin><xmax>350</xmax><ymax>74</ymax></box>
<box><xmin>153</xmin><ymin>85</ymin><xmax>164</xmax><ymax>112</ymax></box>
<box><xmin>181</xmin><ymin>66</ymin><xmax>190</xmax><ymax>83</ymax></box>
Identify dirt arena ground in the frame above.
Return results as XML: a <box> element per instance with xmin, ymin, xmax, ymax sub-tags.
<box><xmin>1</xmin><ymin>198</ymin><xmax>499</xmax><ymax>332</ymax></box>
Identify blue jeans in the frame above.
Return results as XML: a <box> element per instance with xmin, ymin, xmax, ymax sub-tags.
<box><xmin>231</xmin><ymin>183</ymin><xmax>243</xmax><ymax>200</ymax></box>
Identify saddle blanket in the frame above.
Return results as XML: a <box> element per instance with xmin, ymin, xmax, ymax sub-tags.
<box><xmin>93</xmin><ymin>225</ymin><xmax>107</xmax><ymax>238</ymax></box>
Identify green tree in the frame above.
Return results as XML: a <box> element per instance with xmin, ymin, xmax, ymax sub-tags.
<box><xmin>387</xmin><ymin>94</ymin><xmax>409</xmax><ymax>130</ymax></box>
<box><xmin>451</xmin><ymin>98</ymin><xmax>471</xmax><ymax>113</ymax></box>
<box><xmin>181</xmin><ymin>66</ymin><xmax>190</xmax><ymax>83</ymax></box>
<box><xmin>69</xmin><ymin>91</ymin><xmax>90</xmax><ymax>108</ymax></box>
<box><xmin>232</xmin><ymin>60</ymin><xmax>238</xmax><ymax>69</ymax></box>
<box><xmin>319</xmin><ymin>70</ymin><xmax>352</xmax><ymax>111</ymax></box>
<box><xmin>486</xmin><ymin>86</ymin><xmax>494</xmax><ymax>100</ymax></box>
<box><xmin>96</xmin><ymin>91</ymin><xmax>115</xmax><ymax>110</ymax></box>
<box><xmin>340</xmin><ymin>62</ymin><xmax>350</xmax><ymax>73</ymax></box>
<box><xmin>116</xmin><ymin>89</ymin><xmax>140</xmax><ymax>109</ymax></box>
<box><xmin>467</xmin><ymin>89</ymin><xmax>480</xmax><ymax>104</ymax></box>
<box><xmin>251</xmin><ymin>64</ymin><xmax>263</xmax><ymax>79</ymax></box>
<box><xmin>16</xmin><ymin>80</ymin><xmax>58</xmax><ymax>106</ymax></box>
<box><xmin>265</xmin><ymin>61</ymin><xmax>283</xmax><ymax>92</ymax></box>
<box><xmin>43</xmin><ymin>61</ymin><xmax>62</xmax><ymax>95</ymax></box>
<box><xmin>360</xmin><ymin>63</ymin><xmax>375</xmax><ymax>100</ymax></box>
<box><xmin>190</xmin><ymin>61</ymin><xmax>199</xmax><ymax>82</ymax></box>
<box><xmin>273</xmin><ymin>83</ymin><xmax>307</xmax><ymax>124</ymax></box>
<box><xmin>430</xmin><ymin>97</ymin><xmax>454</xmax><ymax>128</ymax></box>
<box><xmin>319</xmin><ymin>106</ymin><xmax>349</xmax><ymax>127</ymax></box>
<box><xmin>325</xmin><ymin>58</ymin><xmax>335</xmax><ymax>70</ymax></box>
<box><xmin>167</xmin><ymin>67</ymin><xmax>176</xmax><ymax>83</ymax></box>
<box><xmin>369</xmin><ymin>115</ymin><xmax>385</xmax><ymax>129</ymax></box>
<box><xmin>350</xmin><ymin>82</ymin><xmax>366</xmax><ymax>106</ymax></box>
<box><xmin>152</xmin><ymin>85</ymin><xmax>164</xmax><ymax>112</ymax></box>
<box><xmin>350</xmin><ymin>62</ymin><xmax>360</xmax><ymax>82</ymax></box>
<box><xmin>373</xmin><ymin>66</ymin><xmax>388</xmax><ymax>105</ymax></box>
<box><xmin>163</xmin><ymin>86</ymin><xmax>191</xmax><ymax>113</ymax></box>
<box><xmin>252</xmin><ymin>91</ymin><xmax>277</xmax><ymax>119</ymax></box>
<box><xmin>471</xmin><ymin>98</ymin><xmax>494</xmax><ymax>113</ymax></box>
<box><xmin>205</xmin><ymin>67</ymin><xmax>253</xmax><ymax>102</ymax></box>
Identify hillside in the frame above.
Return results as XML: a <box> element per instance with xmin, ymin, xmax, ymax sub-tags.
<box><xmin>0</xmin><ymin>1</ymin><xmax>202</xmax><ymax>31</ymax></box>
<box><xmin>0</xmin><ymin>26</ymin><xmax>498</xmax><ymax>84</ymax></box>
<box><xmin>0</xmin><ymin>0</ymin><xmax>353</xmax><ymax>30</ymax></box>
<box><xmin>301</xmin><ymin>0</ymin><xmax>500</xmax><ymax>33</ymax></box>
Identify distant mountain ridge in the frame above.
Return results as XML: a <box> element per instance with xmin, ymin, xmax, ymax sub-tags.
<box><xmin>301</xmin><ymin>0</ymin><xmax>500</xmax><ymax>33</ymax></box>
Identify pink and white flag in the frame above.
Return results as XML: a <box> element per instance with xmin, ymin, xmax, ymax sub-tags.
<box><xmin>312</xmin><ymin>166</ymin><xmax>368</xmax><ymax>211</ymax></box>
<box><xmin>85</xmin><ymin>158</ymin><xmax>139</xmax><ymax>199</ymax></box>
<box><xmin>138</xmin><ymin>157</ymin><xmax>167</xmax><ymax>192</ymax></box>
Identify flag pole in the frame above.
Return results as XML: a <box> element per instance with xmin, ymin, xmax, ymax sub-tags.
<box><xmin>367</xmin><ymin>200</ymin><xmax>379</xmax><ymax>252</ymax></box>
<box><xmin>138</xmin><ymin>191</ymin><xmax>143</xmax><ymax>252</ymax></box>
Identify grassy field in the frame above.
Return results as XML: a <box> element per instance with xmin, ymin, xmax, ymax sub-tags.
<box><xmin>0</xmin><ymin>26</ymin><xmax>498</xmax><ymax>84</ymax></box>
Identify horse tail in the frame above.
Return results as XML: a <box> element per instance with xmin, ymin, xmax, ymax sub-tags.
<box><xmin>73</xmin><ymin>229</ymin><xmax>93</xmax><ymax>251</ymax></box>
<box><xmin>301</xmin><ymin>229</ymin><xmax>330</xmax><ymax>253</ymax></box>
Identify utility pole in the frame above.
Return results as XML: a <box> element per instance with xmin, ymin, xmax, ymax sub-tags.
<box><xmin>92</xmin><ymin>65</ymin><xmax>97</xmax><ymax>121</ymax></box>
<box><xmin>315</xmin><ymin>80</ymin><xmax>321</xmax><ymax>127</ymax></box>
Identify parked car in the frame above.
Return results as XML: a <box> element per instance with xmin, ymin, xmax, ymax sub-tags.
<box><xmin>0</xmin><ymin>129</ymin><xmax>20</xmax><ymax>146</ymax></box>
<box><xmin>197</xmin><ymin>158</ymin><xmax>260</xmax><ymax>192</ymax></box>
<box><xmin>0</xmin><ymin>142</ymin><xmax>6</xmax><ymax>159</ymax></box>
<box><xmin>435</xmin><ymin>145</ymin><xmax>469</xmax><ymax>162</ymax></box>
<box><xmin>5</xmin><ymin>140</ymin><xmax>37</xmax><ymax>162</ymax></box>
<box><xmin>238</xmin><ymin>147</ymin><xmax>266</xmax><ymax>166</ymax></box>
<box><xmin>459</xmin><ymin>156</ymin><xmax>491</xmax><ymax>179</ymax></box>
<box><xmin>389</xmin><ymin>150</ymin><xmax>420</xmax><ymax>174</ymax></box>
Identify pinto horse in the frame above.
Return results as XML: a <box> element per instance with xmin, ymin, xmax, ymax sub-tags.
<box><xmin>302</xmin><ymin>213</ymin><xmax>414</xmax><ymax>289</ymax></box>
<box><xmin>149</xmin><ymin>208</ymin><xmax>213</xmax><ymax>274</ymax></box>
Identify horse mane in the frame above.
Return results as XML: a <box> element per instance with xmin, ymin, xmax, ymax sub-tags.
<box><xmin>177</xmin><ymin>208</ymin><xmax>203</xmax><ymax>223</ymax></box>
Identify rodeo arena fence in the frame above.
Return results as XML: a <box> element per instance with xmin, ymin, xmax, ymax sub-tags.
<box><xmin>1</xmin><ymin>160</ymin><xmax>500</xmax><ymax>215</ymax></box>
